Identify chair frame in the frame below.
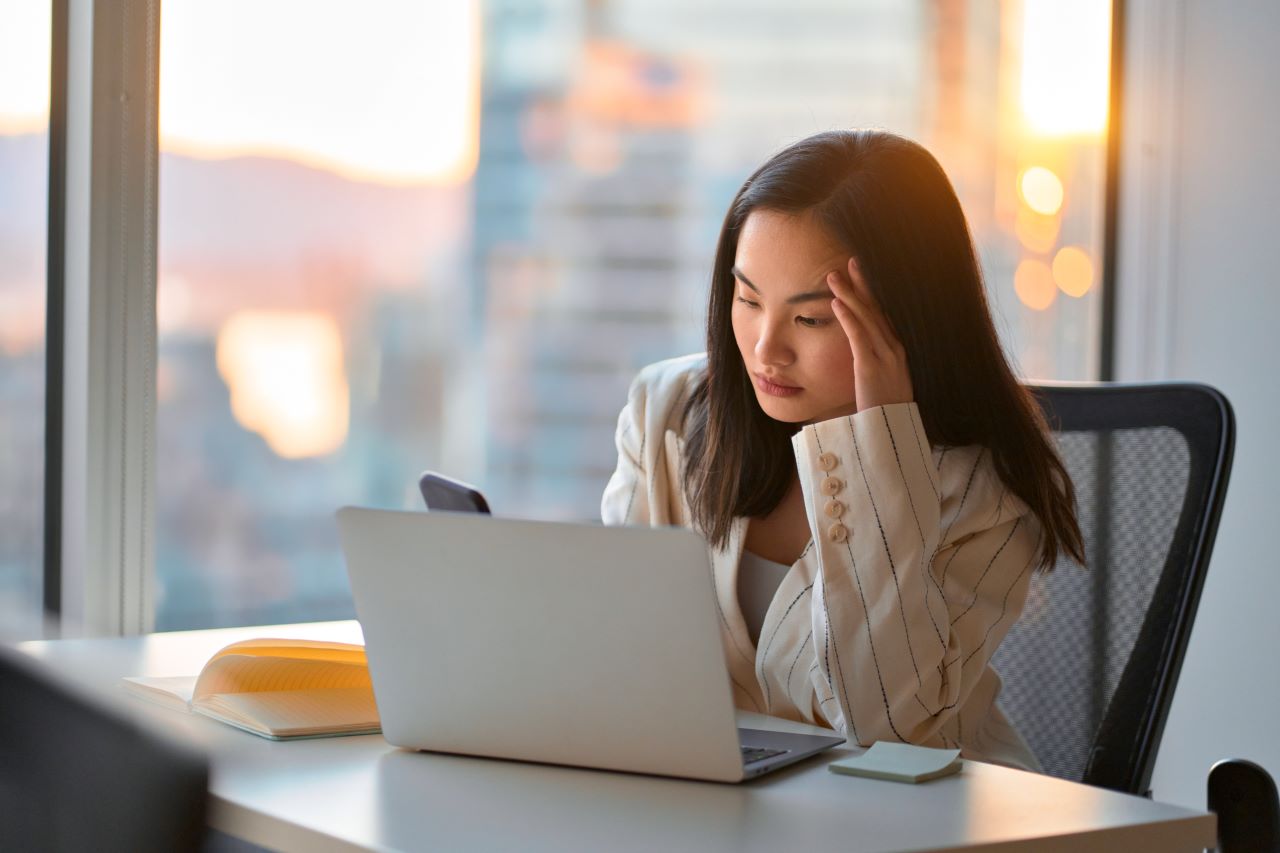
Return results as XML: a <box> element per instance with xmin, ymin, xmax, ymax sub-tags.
<box><xmin>1026</xmin><ymin>381</ymin><xmax>1235</xmax><ymax>795</ymax></box>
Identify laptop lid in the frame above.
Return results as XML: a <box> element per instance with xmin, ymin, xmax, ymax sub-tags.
<box><xmin>336</xmin><ymin>507</ymin><xmax>747</xmax><ymax>782</ymax></box>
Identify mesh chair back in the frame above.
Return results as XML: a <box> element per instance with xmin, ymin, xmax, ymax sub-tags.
<box><xmin>990</xmin><ymin>383</ymin><xmax>1234</xmax><ymax>794</ymax></box>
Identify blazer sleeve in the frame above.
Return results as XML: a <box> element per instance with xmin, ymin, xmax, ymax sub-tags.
<box><xmin>601</xmin><ymin>374</ymin><xmax>652</xmax><ymax>526</ymax></box>
<box><xmin>793</xmin><ymin>402</ymin><xmax>1042</xmax><ymax>747</ymax></box>
<box><xmin>601</xmin><ymin>356</ymin><xmax>701</xmax><ymax>527</ymax></box>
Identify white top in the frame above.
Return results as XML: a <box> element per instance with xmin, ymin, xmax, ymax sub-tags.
<box><xmin>738</xmin><ymin>550</ymin><xmax>793</xmax><ymax>645</ymax></box>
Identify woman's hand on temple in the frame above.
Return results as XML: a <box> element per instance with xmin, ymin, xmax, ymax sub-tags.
<box><xmin>828</xmin><ymin>258</ymin><xmax>914</xmax><ymax>413</ymax></box>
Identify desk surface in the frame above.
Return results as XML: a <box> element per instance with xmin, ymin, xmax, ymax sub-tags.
<box><xmin>18</xmin><ymin>621</ymin><xmax>1216</xmax><ymax>853</ymax></box>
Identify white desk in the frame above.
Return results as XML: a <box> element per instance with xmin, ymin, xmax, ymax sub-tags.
<box><xmin>18</xmin><ymin>621</ymin><xmax>1216</xmax><ymax>853</ymax></box>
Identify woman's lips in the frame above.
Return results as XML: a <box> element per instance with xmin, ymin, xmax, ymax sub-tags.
<box><xmin>754</xmin><ymin>373</ymin><xmax>803</xmax><ymax>397</ymax></box>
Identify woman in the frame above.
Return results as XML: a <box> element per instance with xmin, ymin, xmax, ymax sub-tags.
<box><xmin>600</xmin><ymin>130</ymin><xmax>1084</xmax><ymax>771</ymax></box>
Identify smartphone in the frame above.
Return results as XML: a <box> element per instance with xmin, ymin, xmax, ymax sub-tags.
<box><xmin>418</xmin><ymin>471</ymin><xmax>491</xmax><ymax>514</ymax></box>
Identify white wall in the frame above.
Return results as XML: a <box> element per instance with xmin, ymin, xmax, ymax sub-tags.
<box><xmin>1118</xmin><ymin>0</ymin><xmax>1280</xmax><ymax>809</ymax></box>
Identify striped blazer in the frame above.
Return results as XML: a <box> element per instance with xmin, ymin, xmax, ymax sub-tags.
<box><xmin>601</xmin><ymin>354</ymin><xmax>1044</xmax><ymax>771</ymax></box>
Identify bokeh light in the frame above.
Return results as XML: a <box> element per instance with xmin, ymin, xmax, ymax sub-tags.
<box><xmin>1053</xmin><ymin>246</ymin><xmax>1095</xmax><ymax>297</ymax></box>
<box><xmin>1014</xmin><ymin>259</ymin><xmax>1057</xmax><ymax>311</ymax></box>
<box><xmin>1015</xmin><ymin>207</ymin><xmax>1061</xmax><ymax>253</ymax></box>
<box><xmin>1019</xmin><ymin>166</ymin><xmax>1065</xmax><ymax>216</ymax></box>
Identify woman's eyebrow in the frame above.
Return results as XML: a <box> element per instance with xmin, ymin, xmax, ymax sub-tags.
<box><xmin>732</xmin><ymin>266</ymin><xmax>834</xmax><ymax>305</ymax></box>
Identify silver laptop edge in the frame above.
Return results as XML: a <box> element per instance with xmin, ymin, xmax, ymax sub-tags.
<box><xmin>337</xmin><ymin>507</ymin><xmax>843</xmax><ymax>782</ymax></box>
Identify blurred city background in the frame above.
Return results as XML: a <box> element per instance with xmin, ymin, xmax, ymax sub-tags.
<box><xmin>1</xmin><ymin>0</ymin><xmax>1111</xmax><ymax>629</ymax></box>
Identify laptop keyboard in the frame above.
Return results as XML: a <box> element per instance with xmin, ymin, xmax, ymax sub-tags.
<box><xmin>741</xmin><ymin>746</ymin><xmax>789</xmax><ymax>765</ymax></box>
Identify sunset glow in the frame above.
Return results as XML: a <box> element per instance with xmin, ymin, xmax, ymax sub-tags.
<box><xmin>1</xmin><ymin>2</ymin><xmax>480</xmax><ymax>184</ymax></box>
<box><xmin>1020</xmin><ymin>0</ymin><xmax>1111</xmax><ymax>136</ymax></box>
<box><xmin>0</xmin><ymin>0</ymin><xmax>50</xmax><ymax>132</ymax></box>
<box><xmin>216</xmin><ymin>312</ymin><xmax>349</xmax><ymax>459</ymax></box>
<box><xmin>159</xmin><ymin>0</ymin><xmax>480</xmax><ymax>186</ymax></box>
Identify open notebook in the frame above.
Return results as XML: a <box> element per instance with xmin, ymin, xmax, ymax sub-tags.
<box><xmin>122</xmin><ymin>638</ymin><xmax>380</xmax><ymax>740</ymax></box>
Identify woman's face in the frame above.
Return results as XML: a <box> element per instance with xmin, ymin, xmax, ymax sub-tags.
<box><xmin>731</xmin><ymin>209</ymin><xmax>859</xmax><ymax>424</ymax></box>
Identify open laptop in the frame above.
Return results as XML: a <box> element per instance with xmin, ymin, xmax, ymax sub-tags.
<box><xmin>336</xmin><ymin>506</ymin><xmax>844</xmax><ymax>782</ymax></box>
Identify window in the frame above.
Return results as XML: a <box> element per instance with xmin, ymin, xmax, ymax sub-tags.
<box><xmin>0</xmin><ymin>0</ymin><xmax>50</xmax><ymax>635</ymax></box>
<box><xmin>155</xmin><ymin>1</ymin><xmax>480</xmax><ymax>628</ymax></box>
<box><xmin>155</xmin><ymin>0</ymin><xmax>1112</xmax><ymax>629</ymax></box>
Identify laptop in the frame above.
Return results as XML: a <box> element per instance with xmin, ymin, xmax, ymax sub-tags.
<box><xmin>336</xmin><ymin>506</ymin><xmax>844</xmax><ymax>782</ymax></box>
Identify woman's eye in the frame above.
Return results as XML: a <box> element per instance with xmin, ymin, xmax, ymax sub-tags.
<box><xmin>735</xmin><ymin>296</ymin><xmax>759</xmax><ymax>308</ymax></box>
<box><xmin>797</xmin><ymin>316</ymin><xmax>831</xmax><ymax>328</ymax></box>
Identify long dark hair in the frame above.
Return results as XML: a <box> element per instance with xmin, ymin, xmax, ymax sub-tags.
<box><xmin>682</xmin><ymin>130</ymin><xmax>1084</xmax><ymax>570</ymax></box>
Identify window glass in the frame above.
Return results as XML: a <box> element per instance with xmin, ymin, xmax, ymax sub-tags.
<box><xmin>0</xmin><ymin>0</ymin><xmax>50</xmax><ymax>635</ymax></box>
<box><xmin>156</xmin><ymin>0</ymin><xmax>1111</xmax><ymax>628</ymax></box>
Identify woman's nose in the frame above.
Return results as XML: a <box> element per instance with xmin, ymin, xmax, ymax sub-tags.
<box><xmin>755</xmin><ymin>320</ymin><xmax>793</xmax><ymax>366</ymax></box>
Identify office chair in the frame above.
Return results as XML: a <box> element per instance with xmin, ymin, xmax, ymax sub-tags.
<box><xmin>989</xmin><ymin>382</ymin><xmax>1235</xmax><ymax>795</ymax></box>
<box><xmin>1208</xmin><ymin>758</ymin><xmax>1280</xmax><ymax>853</ymax></box>
<box><xmin>0</xmin><ymin>644</ymin><xmax>210</xmax><ymax>852</ymax></box>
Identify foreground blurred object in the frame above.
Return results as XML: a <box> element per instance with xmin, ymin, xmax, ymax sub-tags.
<box><xmin>1209</xmin><ymin>758</ymin><xmax>1280</xmax><ymax>853</ymax></box>
<box><xmin>0</xmin><ymin>645</ymin><xmax>209</xmax><ymax>852</ymax></box>
<box><xmin>993</xmin><ymin>382</ymin><xmax>1235</xmax><ymax>794</ymax></box>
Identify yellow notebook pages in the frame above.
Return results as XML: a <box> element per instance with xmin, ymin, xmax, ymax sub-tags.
<box><xmin>122</xmin><ymin>638</ymin><xmax>380</xmax><ymax>740</ymax></box>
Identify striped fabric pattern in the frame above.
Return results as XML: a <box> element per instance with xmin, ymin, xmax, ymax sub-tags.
<box><xmin>601</xmin><ymin>354</ymin><xmax>1043</xmax><ymax>771</ymax></box>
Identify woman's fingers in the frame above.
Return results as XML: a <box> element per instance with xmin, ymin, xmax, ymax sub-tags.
<box><xmin>845</xmin><ymin>258</ymin><xmax>898</xmax><ymax>347</ymax></box>
<box><xmin>830</xmin><ymin>292</ymin><xmax>873</xmax><ymax>361</ymax></box>
<box><xmin>831</xmin><ymin>256</ymin><xmax>916</xmax><ymax>412</ymax></box>
<box><xmin>828</xmin><ymin>267</ymin><xmax>891</xmax><ymax>358</ymax></box>
<box><xmin>838</xmin><ymin>258</ymin><xmax>904</xmax><ymax>356</ymax></box>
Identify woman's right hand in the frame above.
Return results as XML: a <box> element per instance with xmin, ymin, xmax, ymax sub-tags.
<box><xmin>828</xmin><ymin>257</ymin><xmax>914</xmax><ymax>413</ymax></box>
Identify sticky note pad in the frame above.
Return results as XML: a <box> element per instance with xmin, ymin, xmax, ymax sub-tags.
<box><xmin>828</xmin><ymin>741</ymin><xmax>963</xmax><ymax>783</ymax></box>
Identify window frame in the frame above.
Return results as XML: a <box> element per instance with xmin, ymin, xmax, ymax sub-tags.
<box><xmin>45</xmin><ymin>0</ymin><xmax>160</xmax><ymax>635</ymax></box>
<box><xmin>42</xmin><ymin>0</ymin><xmax>67</xmax><ymax>619</ymax></box>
